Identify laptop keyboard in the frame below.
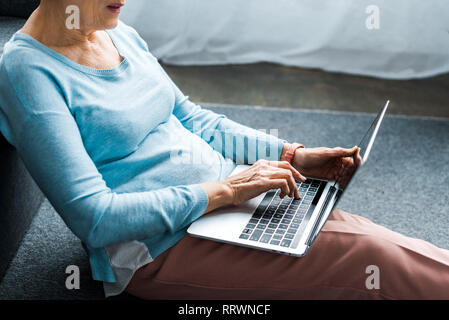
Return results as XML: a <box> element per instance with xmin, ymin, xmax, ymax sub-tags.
<box><xmin>239</xmin><ymin>179</ymin><xmax>322</xmax><ymax>248</ymax></box>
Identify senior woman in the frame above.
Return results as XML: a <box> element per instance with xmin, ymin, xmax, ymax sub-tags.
<box><xmin>0</xmin><ymin>0</ymin><xmax>448</xmax><ymax>300</ymax></box>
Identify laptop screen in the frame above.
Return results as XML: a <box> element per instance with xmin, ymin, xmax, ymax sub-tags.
<box><xmin>334</xmin><ymin>100</ymin><xmax>389</xmax><ymax>193</ymax></box>
<box><xmin>307</xmin><ymin>101</ymin><xmax>389</xmax><ymax>245</ymax></box>
<box><xmin>357</xmin><ymin>101</ymin><xmax>390</xmax><ymax>164</ymax></box>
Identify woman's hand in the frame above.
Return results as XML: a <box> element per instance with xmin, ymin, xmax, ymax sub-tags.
<box><xmin>225</xmin><ymin>160</ymin><xmax>307</xmax><ymax>204</ymax></box>
<box><xmin>201</xmin><ymin>160</ymin><xmax>306</xmax><ymax>214</ymax></box>
<box><xmin>292</xmin><ymin>146</ymin><xmax>362</xmax><ymax>188</ymax></box>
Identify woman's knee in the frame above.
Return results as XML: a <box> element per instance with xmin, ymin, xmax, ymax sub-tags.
<box><xmin>318</xmin><ymin>225</ymin><xmax>449</xmax><ymax>299</ymax></box>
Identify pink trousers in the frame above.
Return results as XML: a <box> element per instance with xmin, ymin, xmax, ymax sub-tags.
<box><xmin>125</xmin><ymin>209</ymin><xmax>449</xmax><ymax>300</ymax></box>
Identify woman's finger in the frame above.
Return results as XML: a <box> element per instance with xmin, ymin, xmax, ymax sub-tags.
<box><xmin>329</xmin><ymin>146</ymin><xmax>359</xmax><ymax>158</ymax></box>
<box><xmin>267</xmin><ymin>160</ymin><xmax>306</xmax><ymax>182</ymax></box>
<box><xmin>269</xmin><ymin>179</ymin><xmax>290</xmax><ymax>198</ymax></box>
<box><xmin>265</xmin><ymin>167</ymin><xmax>300</xmax><ymax>199</ymax></box>
<box><xmin>353</xmin><ymin>146</ymin><xmax>362</xmax><ymax>167</ymax></box>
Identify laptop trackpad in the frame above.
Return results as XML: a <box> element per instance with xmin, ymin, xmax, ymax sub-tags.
<box><xmin>187</xmin><ymin>192</ymin><xmax>264</xmax><ymax>240</ymax></box>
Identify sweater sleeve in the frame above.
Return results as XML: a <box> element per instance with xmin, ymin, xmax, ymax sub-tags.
<box><xmin>171</xmin><ymin>85</ymin><xmax>287</xmax><ymax>164</ymax></box>
<box><xmin>0</xmin><ymin>54</ymin><xmax>209</xmax><ymax>249</ymax></box>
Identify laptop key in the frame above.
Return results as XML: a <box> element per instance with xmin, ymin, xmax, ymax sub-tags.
<box><xmin>275</xmin><ymin>210</ymin><xmax>285</xmax><ymax>215</ymax></box>
<box><xmin>278</xmin><ymin>224</ymin><xmax>288</xmax><ymax>229</ymax></box>
<box><xmin>249</xmin><ymin>218</ymin><xmax>259</xmax><ymax>224</ymax></box>
<box><xmin>271</xmin><ymin>218</ymin><xmax>280</xmax><ymax>223</ymax></box>
<box><xmin>287</xmin><ymin>228</ymin><xmax>298</xmax><ymax>234</ymax></box>
<box><xmin>256</xmin><ymin>224</ymin><xmax>266</xmax><ymax>230</ymax></box>
<box><xmin>260</xmin><ymin>219</ymin><xmax>270</xmax><ymax>224</ymax></box>
<box><xmin>268</xmin><ymin>223</ymin><xmax>278</xmax><ymax>229</ymax></box>
<box><xmin>291</xmin><ymin>223</ymin><xmax>300</xmax><ymax>228</ymax></box>
<box><xmin>239</xmin><ymin>234</ymin><xmax>250</xmax><ymax>240</ymax></box>
<box><xmin>249</xmin><ymin>230</ymin><xmax>263</xmax><ymax>241</ymax></box>
<box><xmin>281</xmin><ymin>239</ymin><xmax>292</xmax><ymax>247</ymax></box>
<box><xmin>260</xmin><ymin>234</ymin><xmax>272</xmax><ymax>243</ymax></box>
<box><xmin>246</xmin><ymin>223</ymin><xmax>256</xmax><ymax>229</ymax></box>
<box><xmin>270</xmin><ymin>240</ymin><xmax>281</xmax><ymax>245</ymax></box>
<box><xmin>284</xmin><ymin>233</ymin><xmax>294</xmax><ymax>239</ymax></box>
<box><xmin>265</xmin><ymin>228</ymin><xmax>275</xmax><ymax>234</ymax></box>
<box><xmin>275</xmin><ymin>229</ymin><xmax>286</xmax><ymax>235</ymax></box>
<box><xmin>273</xmin><ymin>234</ymin><xmax>283</xmax><ymax>240</ymax></box>
<box><xmin>242</xmin><ymin>228</ymin><xmax>252</xmax><ymax>234</ymax></box>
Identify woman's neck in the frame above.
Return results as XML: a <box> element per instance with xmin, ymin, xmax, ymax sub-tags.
<box><xmin>18</xmin><ymin>3</ymin><xmax>123</xmax><ymax>70</ymax></box>
<box><xmin>20</xmin><ymin>3</ymin><xmax>99</xmax><ymax>49</ymax></box>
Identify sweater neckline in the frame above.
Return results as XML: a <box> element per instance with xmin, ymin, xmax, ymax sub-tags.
<box><xmin>13</xmin><ymin>29</ymin><xmax>129</xmax><ymax>77</ymax></box>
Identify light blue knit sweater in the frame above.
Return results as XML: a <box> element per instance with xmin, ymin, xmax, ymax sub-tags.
<box><xmin>0</xmin><ymin>21</ymin><xmax>285</xmax><ymax>283</ymax></box>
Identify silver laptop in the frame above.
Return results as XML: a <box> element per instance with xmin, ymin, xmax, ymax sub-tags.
<box><xmin>188</xmin><ymin>101</ymin><xmax>389</xmax><ymax>257</ymax></box>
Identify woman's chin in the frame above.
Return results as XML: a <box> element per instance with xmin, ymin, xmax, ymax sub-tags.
<box><xmin>103</xmin><ymin>18</ymin><xmax>120</xmax><ymax>30</ymax></box>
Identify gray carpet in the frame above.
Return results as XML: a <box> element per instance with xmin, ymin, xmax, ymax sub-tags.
<box><xmin>0</xmin><ymin>105</ymin><xmax>448</xmax><ymax>300</ymax></box>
